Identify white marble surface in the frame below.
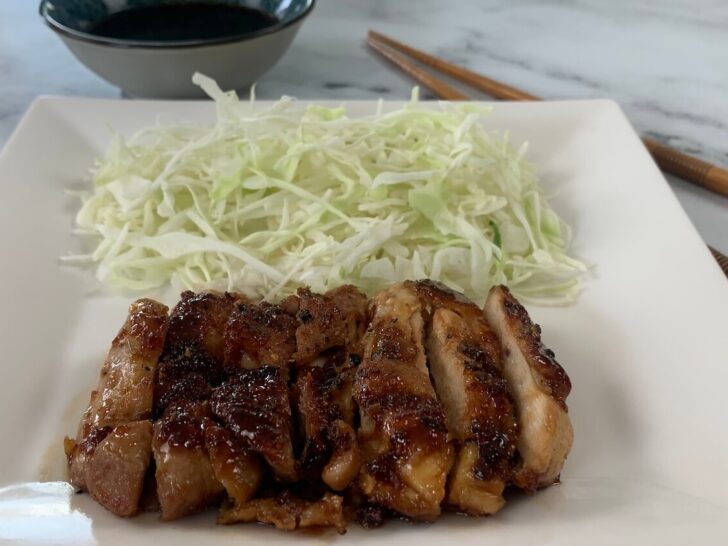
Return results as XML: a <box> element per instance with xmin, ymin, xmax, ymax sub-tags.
<box><xmin>1</xmin><ymin>0</ymin><xmax>726</xmax><ymax>252</ymax></box>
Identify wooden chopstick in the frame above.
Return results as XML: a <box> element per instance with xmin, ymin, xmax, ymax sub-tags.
<box><xmin>367</xmin><ymin>38</ymin><xmax>468</xmax><ymax>101</ymax></box>
<box><xmin>369</xmin><ymin>31</ymin><xmax>537</xmax><ymax>101</ymax></box>
<box><xmin>367</xmin><ymin>31</ymin><xmax>728</xmax><ymax>278</ymax></box>
<box><xmin>367</xmin><ymin>31</ymin><xmax>728</xmax><ymax>199</ymax></box>
<box><xmin>710</xmin><ymin>246</ymin><xmax>728</xmax><ymax>277</ymax></box>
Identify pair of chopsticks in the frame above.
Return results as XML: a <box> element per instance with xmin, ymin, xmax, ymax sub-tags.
<box><xmin>367</xmin><ymin>31</ymin><xmax>728</xmax><ymax>278</ymax></box>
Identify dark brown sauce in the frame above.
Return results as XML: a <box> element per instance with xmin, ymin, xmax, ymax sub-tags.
<box><xmin>89</xmin><ymin>3</ymin><xmax>279</xmax><ymax>42</ymax></box>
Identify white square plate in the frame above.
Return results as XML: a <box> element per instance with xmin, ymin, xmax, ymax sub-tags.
<box><xmin>1</xmin><ymin>98</ymin><xmax>727</xmax><ymax>545</ymax></box>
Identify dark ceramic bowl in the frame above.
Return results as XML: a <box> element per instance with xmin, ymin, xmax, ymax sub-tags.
<box><xmin>39</xmin><ymin>0</ymin><xmax>315</xmax><ymax>98</ymax></box>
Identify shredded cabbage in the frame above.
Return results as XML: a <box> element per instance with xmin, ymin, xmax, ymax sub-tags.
<box><xmin>66</xmin><ymin>73</ymin><xmax>586</xmax><ymax>304</ymax></box>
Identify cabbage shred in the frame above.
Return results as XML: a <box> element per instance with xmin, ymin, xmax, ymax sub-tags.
<box><xmin>68</xmin><ymin>74</ymin><xmax>586</xmax><ymax>304</ymax></box>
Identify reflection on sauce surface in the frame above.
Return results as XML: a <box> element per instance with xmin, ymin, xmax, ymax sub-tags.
<box><xmin>88</xmin><ymin>3</ymin><xmax>279</xmax><ymax>42</ymax></box>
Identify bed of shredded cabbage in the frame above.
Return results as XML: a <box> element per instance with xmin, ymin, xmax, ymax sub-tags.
<box><xmin>66</xmin><ymin>73</ymin><xmax>586</xmax><ymax>305</ymax></box>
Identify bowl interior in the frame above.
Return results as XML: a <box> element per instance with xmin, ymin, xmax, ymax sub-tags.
<box><xmin>40</xmin><ymin>0</ymin><xmax>313</xmax><ymax>45</ymax></box>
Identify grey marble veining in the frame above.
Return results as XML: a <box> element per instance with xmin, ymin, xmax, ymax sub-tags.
<box><xmin>1</xmin><ymin>0</ymin><xmax>726</xmax><ymax>251</ymax></box>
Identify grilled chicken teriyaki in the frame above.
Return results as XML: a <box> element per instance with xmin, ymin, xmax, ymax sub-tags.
<box><xmin>65</xmin><ymin>298</ymin><xmax>168</xmax><ymax>517</ymax></box>
<box><xmin>410</xmin><ymin>280</ymin><xmax>519</xmax><ymax>515</ymax></box>
<box><xmin>66</xmin><ymin>282</ymin><xmax>573</xmax><ymax>531</ymax></box>
<box><xmin>354</xmin><ymin>283</ymin><xmax>454</xmax><ymax>519</ymax></box>
<box><xmin>484</xmin><ymin>286</ymin><xmax>574</xmax><ymax>491</ymax></box>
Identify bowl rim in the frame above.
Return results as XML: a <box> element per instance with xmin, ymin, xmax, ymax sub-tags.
<box><xmin>38</xmin><ymin>0</ymin><xmax>315</xmax><ymax>49</ymax></box>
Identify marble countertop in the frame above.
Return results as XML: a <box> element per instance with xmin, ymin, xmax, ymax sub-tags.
<box><xmin>1</xmin><ymin>0</ymin><xmax>726</xmax><ymax>252</ymax></box>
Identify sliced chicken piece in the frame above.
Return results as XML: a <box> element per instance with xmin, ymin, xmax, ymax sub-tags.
<box><xmin>220</xmin><ymin>301</ymin><xmax>299</xmax><ymax>482</ymax></box>
<box><xmin>410</xmin><ymin>280</ymin><xmax>518</xmax><ymax>515</ymax></box>
<box><xmin>296</xmin><ymin>356</ymin><xmax>360</xmax><ymax>491</ymax></box>
<box><xmin>484</xmin><ymin>285</ymin><xmax>574</xmax><ymax>490</ymax></box>
<box><xmin>205</xmin><ymin>424</ymin><xmax>264</xmax><ymax>507</ymax></box>
<box><xmin>153</xmin><ymin>401</ymin><xmax>224</xmax><ymax>520</ymax></box>
<box><xmin>162</xmin><ymin>291</ymin><xmax>241</xmax><ymax>362</ymax></box>
<box><xmin>69</xmin><ymin>299</ymin><xmax>168</xmax><ymax>442</ymax></box>
<box><xmin>65</xmin><ymin>420</ymin><xmax>153</xmax><ymax>517</ymax></box>
<box><xmin>154</xmin><ymin>291</ymin><xmax>239</xmax><ymax>415</ymax></box>
<box><xmin>325</xmin><ymin>285</ymin><xmax>370</xmax><ymax>343</ymax></box>
<box><xmin>66</xmin><ymin>298</ymin><xmax>168</xmax><ymax>515</ymax></box>
<box><xmin>151</xmin><ymin>291</ymin><xmax>240</xmax><ymax>519</ymax></box>
<box><xmin>223</xmin><ymin>301</ymin><xmax>298</xmax><ymax>374</ymax></box>
<box><xmin>292</xmin><ymin>285</ymin><xmax>368</xmax><ymax>365</ymax></box>
<box><xmin>290</xmin><ymin>285</ymin><xmax>366</xmax><ymax>489</ymax></box>
<box><xmin>321</xmin><ymin>419</ymin><xmax>360</xmax><ymax>492</ymax></box>
<box><xmin>354</xmin><ymin>283</ymin><xmax>454</xmax><ymax>520</ymax></box>
<box><xmin>218</xmin><ymin>490</ymin><xmax>346</xmax><ymax>534</ymax></box>
<box><xmin>210</xmin><ymin>367</ymin><xmax>298</xmax><ymax>482</ymax></box>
